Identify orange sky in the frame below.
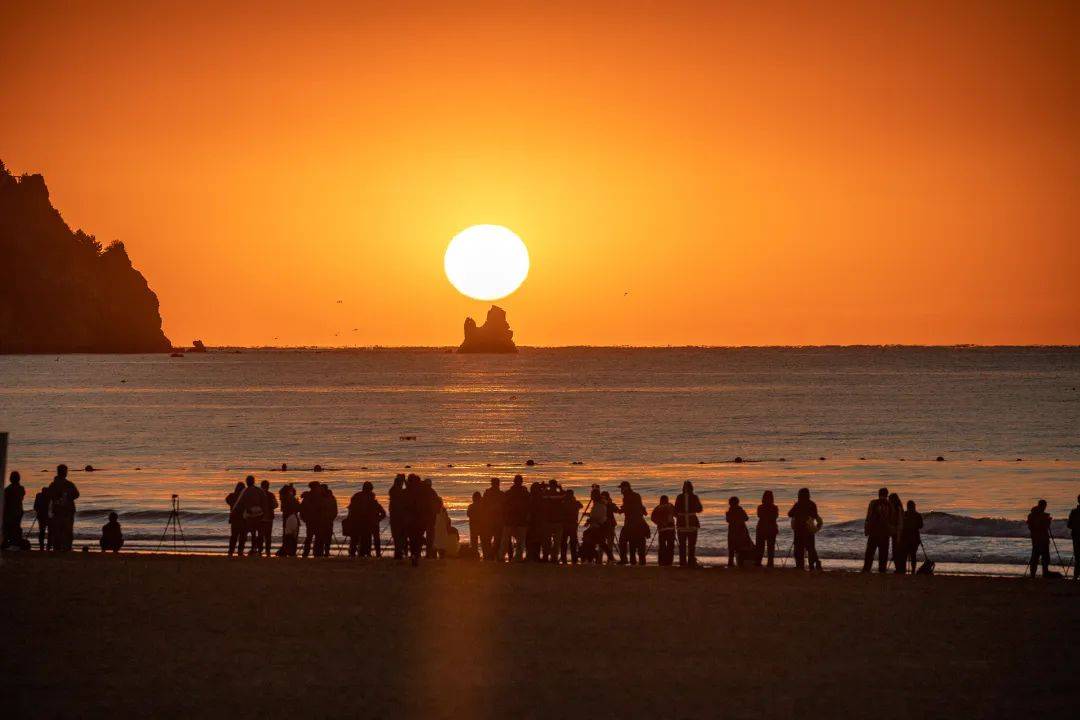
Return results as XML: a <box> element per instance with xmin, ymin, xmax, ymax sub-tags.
<box><xmin>2</xmin><ymin>1</ymin><xmax>1078</xmax><ymax>346</ymax></box>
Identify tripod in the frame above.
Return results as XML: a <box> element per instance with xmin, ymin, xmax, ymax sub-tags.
<box><xmin>156</xmin><ymin>494</ymin><xmax>187</xmax><ymax>552</ymax></box>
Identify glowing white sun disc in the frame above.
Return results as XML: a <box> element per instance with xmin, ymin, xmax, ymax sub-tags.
<box><xmin>444</xmin><ymin>224</ymin><xmax>529</xmax><ymax>301</ymax></box>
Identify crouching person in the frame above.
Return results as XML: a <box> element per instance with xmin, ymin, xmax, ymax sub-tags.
<box><xmin>100</xmin><ymin>512</ymin><xmax>124</xmax><ymax>552</ymax></box>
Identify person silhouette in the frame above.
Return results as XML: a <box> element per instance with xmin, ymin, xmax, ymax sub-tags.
<box><xmin>887</xmin><ymin>493</ymin><xmax>905</xmax><ymax>573</ymax></box>
<box><xmin>617</xmin><ymin>481</ymin><xmax>648</xmax><ymax>565</ymax></box>
<box><xmin>481</xmin><ymin>478</ymin><xmax>505</xmax><ymax>561</ymax></box>
<box><xmin>675</xmin><ymin>481</ymin><xmax>702</xmax><ymax>567</ymax></box>
<box><xmin>226</xmin><ymin>481</ymin><xmax>245</xmax><ymax>556</ymax></box>
<box><xmin>347</xmin><ymin>481</ymin><xmax>386</xmax><ymax>557</ymax></box>
<box><xmin>755</xmin><ymin>491</ymin><xmax>779</xmax><ymax>568</ymax></box>
<box><xmin>2</xmin><ymin>471</ymin><xmax>26</xmax><ymax>550</ymax></box>
<box><xmin>897</xmin><ymin>500</ymin><xmax>923</xmax><ymax>574</ymax></box>
<box><xmin>651</xmin><ymin>495</ymin><xmax>677</xmax><ymax>566</ymax></box>
<box><xmin>1026</xmin><ymin>499</ymin><xmax>1052</xmax><ymax>577</ymax></box>
<box><xmin>319</xmin><ymin>483</ymin><xmax>337</xmax><ymax>557</ymax></box>
<box><xmin>725</xmin><ymin>496</ymin><xmax>753</xmax><ymax>568</ymax></box>
<box><xmin>582</xmin><ymin>486</ymin><xmax>610</xmax><ymax>563</ymax></box>
<box><xmin>788</xmin><ymin>488</ymin><xmax>823</xmax><ymax>570</ymax></box>
<box><xmin>467</xmin><ymin>491</ymin><xmax>485</xmax><ymax>557</ymax></box>
<box><xmin>277</xmin><ymin>483</ymin><xmax>300</xmax><ymax>557</ymax></box>
<box><xmin>234</xmin><ymin>475</ymin><xmax>267</xmax><ymax>556</ymax></box>
<box><xmin>47</xmin><ymin>465</ymin><xmax>80</xmax><ymax>552</ymax></box>
<box><xmin>1069</xmin><ymin>494</ymin><xmax>1080</xmax><ymax>581</ymax></box>
<box><xmin>388</xmin><ymin>474</ymin><xmax>407</xmax><ymax>559</ymax></box>
<box><xmin>559</xmin><ymin>488</ymin><xmax>582</xmax><ymax>564</ymax></box>
<box><xmin>499</xmin><ymin>475</ymin><xmax>529</xmax><ymax>562</ymax></box>
<box><xmin>259</xmin><ymin>479</ymin><xmax>278</xmax><ymax>557</ymax></box>
<box><xmin>100</xmin><ymin>512</ymin><xmax>123</xmax><ymax>552</ymax></box>
<box><xmin>33</xmin><ymin>484</ymin><xmax>51</xmax><ymax>550</ymax></box>
<box><xmin>862</xmin><ymin>488</ymin><xmax>891</xmax><ymax>573</ymax></box>
<box><xmin>300</xmin><ymin>481</ymin><xmax>325</xmax><ymax>557</ymax></box>
<box><xmin>402</xmin><ymin>473</ymin><xmax>429</xmax><ymax>566</ymax></box>
<box><xmin>601</xmin><ymin>491</ymin><xmax>618</xmax><ymax>563</ymax></box>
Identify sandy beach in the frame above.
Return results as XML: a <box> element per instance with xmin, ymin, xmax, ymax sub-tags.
<box><xmin>1</xmin><ymin>554</ymin><xmax>1077</xmax><ymax>719</ymax></box>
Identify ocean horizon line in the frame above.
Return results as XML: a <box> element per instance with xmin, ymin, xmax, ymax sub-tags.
<box><xmin>19</xmin><ymin>343</ymin><xmax>1072</xmax><ymax>354</ymax></box>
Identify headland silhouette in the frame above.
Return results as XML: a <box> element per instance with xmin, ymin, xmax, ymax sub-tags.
<box><xmin>0</xmin><ymin>161</ymin><xmax>171</xmax><ymax>353</ymax></box>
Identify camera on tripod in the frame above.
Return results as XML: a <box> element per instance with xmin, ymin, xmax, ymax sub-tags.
<box><xmin>157</xmin><ymin>494</ymin><xmax>187</xmax><ymax>552</ymax></box>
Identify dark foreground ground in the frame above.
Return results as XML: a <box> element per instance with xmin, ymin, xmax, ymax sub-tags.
<box><xmin>1</xmin><ymin>554</ymin><xmax>1078</xmax><ymax>719</ymax></box>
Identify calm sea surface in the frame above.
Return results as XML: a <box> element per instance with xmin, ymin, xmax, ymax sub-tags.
<box><xmin>1</xmin><ymin>348</ymin><xmax>1077</xmax><ymax>572</ymax></box>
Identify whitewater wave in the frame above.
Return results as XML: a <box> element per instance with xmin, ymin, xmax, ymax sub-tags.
<box><xmin>823</xmin><ymin>511</ymin><xmax>1070</xmax><ymax>539</ymax></box>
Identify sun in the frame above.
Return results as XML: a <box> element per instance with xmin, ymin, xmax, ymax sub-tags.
<box><xmin>444</xmin><ymin>224</ymin><xmax>530</xmax><ymax>301</ymax></box>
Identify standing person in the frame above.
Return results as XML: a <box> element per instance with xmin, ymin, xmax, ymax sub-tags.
<box><xmin>402</xmin><ymin>473</ymin><xmax>429</xmax><ymax>566</ymax></box>
<box><xmin>601</xmin><ymin>491</ymin><xmax>618</xmax><ymax>563</ymax></box>
<box><xmin>755</xmin><ymin>491</ymin><xmax>779</xmax><ymax>568</ymax></box>
<box><xmin>559</xmin><ymin>489</ymin><xmax>582</xmax><ymax>564</ymax></box>
<box><xmin>2</xmin><ymin>471</ymin><xmax>26</xmax><ymax>550</ymax></box>
<box><xmin>47</xmin><ymin>465</ymin><xmax>80</xmax><ymax>552</ymax></box>
<box><xmin>300</xmin><ymin>481</ymin><xmax>324</xmax><ymax>557</ymax></box>
<box><xmin>361</xmin><ymin>482</ymin><xmax>387</xmax><ymax>558</ymax></box>
<box><xmin>432</xmin><ymin>497</ymin><xmax>460</xmax><ymax>558</ymax></box>
<box><xmin>887</xmin><ymin>493</ymin><xmax>905</xmax><ymax>572</ymax></box>
<box><xmin>581</xmin><ymin>487</ymin><xmax>610</xmax><ymax>563</ymax></box>
<box><xmin>788</xmin><ymin>488</ymin><xmax>823</xmax><ymax>570</ymax></box>
<box><xmin>499</xmin><ymin>475</ymin><xmax>530</xmax><ymax>561</ymax></box>
<box><xmin>862</xmin><ymin>488</ymin><xmax>892</xmax><ymax>573</ymax></box>
<box><xmin>618</xmin><ymin>481</ymin><xmax>649</xmax><ymax>565</ymax></box>
<box><xmin>348</xmin><ymin>482</ymin><xmax>386</xmax><ymax>557</ymax></box>
<box><xmin>481</xmin><ymin>478</ymin><xmax>504</xmax><ymax>561</ymax></box>
<box><xmin>1026</xmin><ymin>499</ymin><xmax>1052</xmax><ymax>578</ymax></box>
<box><xmin>725</xmin><ymin>496</ymin><xmax>753</xmax><ymax>568</ymax></box>
<box><xmin>226</xmin><ymin>481</ymin><xmax>245</xmax><ymax>556</ymax></box>
<box><xmin>388</xmin><ymin>474</ymin><xmax>407</xmax><ymax>560</ymax></box>
<box><xmin>542</xmin><ymin>480</ymin><xmax>565</xmax><ymax>563</ymax></box>
<box><xmin>259</xmin><ymin>479</ymin><xmax>278</xmax><ymax>557</ymax></box>
<box><xmin>651</xmin><ymin>495</ymin><xmax>677</xmax><ymax>566</ymax></box>
<box><xmin>33</xmin><ymin>485</ymin><xmax>51</xmax><ymax>551</ymax></box>
<box><xmin>897</xmin><ymin>500</ymin><xmax>924</xmax><ymax>574</ymax></box>
<box><xmin>1068</xmin><ymin>494</ymin><xmax>1080</xmax><ymax>581</ymax></box>
<box><xmin>467</xmin><ymin>491</ymin><xmax>485</xmax><ymax>557</ymax></box>
<box><xmin>526</xmin><ymin>482</ymin><xmax>546</xmax><ymax>561</ymax></box>
<box><xmin>421</xmin><ymin>479</ymin><xmax>439</xmax><ymax>559</ymax></box>
<box><xmin>233</xmin><ymin>476</ymin><xmax>266</xmax><ymax>556</ymax></box>
<box><xmin>278</xmin><ymin>483</ymin><xmax>300</xmax><ymax>557</ymax></box>
<box><xmin>675</xmin><ymin>481</ymin><xmax>702</xmax><ymax>567</ymax></box>
<box><xmin>320</xmin><ymin>484</ymin><xmax>338</xmax><ymax>557</ymax></box>
<box><xmin>100</xmin><ymin>512</ymin><xmax>124</xmax><ymax>552</ymax></box>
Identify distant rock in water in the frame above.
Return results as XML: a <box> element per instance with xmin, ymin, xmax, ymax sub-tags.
<box><xmin>459</xmin><ymin>305</ymin><xmax>517</xmax><ymax>353</ymax></box>
<box><xmin>0</xmin><ymin>160</ymin><xmax>171</xmax><ymax>353</ymax></box>
<box><xmin>190</xmin><ymin>340</ymin><xmax>207</xmax><ymax>353</ymax></box>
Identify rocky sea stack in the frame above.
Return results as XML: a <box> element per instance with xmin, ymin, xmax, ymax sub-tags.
<box><xmin>0</xmin><ymin>160</ymin><xmax>171</xmax><ymax>353</ymax></box>
<box><xmin>459</xmin><ymin>305</ymin><xmax>517</xmax><ymax>353</ymax></box>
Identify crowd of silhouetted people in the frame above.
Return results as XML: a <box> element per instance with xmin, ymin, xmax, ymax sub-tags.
<box><xmin>2</xmin><ymin>466</ymin><xmax>1078</xmax><ymax>578</ymax></box>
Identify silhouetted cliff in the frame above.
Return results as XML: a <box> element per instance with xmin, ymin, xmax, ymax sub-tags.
<box><xmin>0</xmin><ymin>160</ymin><xmax>171</xmax><ymax>353</ymax></box>
<box><xmin>459</xmin><ymin>305</ymin><xmax>517</xmax><ymax>353</ymax></box>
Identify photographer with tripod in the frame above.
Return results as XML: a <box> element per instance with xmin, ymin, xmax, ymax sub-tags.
<box><xmin>1026</xmin><ymin>499</ymin><xmax>1052</xmax><ymax>578</ymax></box>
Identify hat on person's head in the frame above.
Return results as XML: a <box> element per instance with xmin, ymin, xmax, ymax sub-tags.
<box><xmin>618</xmin><ymin>481</ymin><xmax>630</xmax><ymax>489</ymax></box>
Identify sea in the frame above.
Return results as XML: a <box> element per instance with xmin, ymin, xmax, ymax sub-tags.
<box><xmin>1</xmin><ymin>347</ymin><xmax>1077</xmax><ymax>574</ymax></box>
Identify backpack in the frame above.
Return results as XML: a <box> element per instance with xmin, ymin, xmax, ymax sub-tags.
<box><xmin>50</xmin><ymin>485</ymin><xmax>75</xmax><ymax>516</ymax></box>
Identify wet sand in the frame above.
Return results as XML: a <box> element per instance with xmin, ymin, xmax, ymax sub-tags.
<box><xmin>2</xmin><ymin>554</ymin><xmax>1077</xmax><ymax>719</ymax></box>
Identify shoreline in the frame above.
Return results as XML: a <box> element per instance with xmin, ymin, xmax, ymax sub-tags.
<box><xmin>12</xmin><ymin>546</ymin><xmax>1063</xmax><ymax>578</ymax></box>
<box><xmin>3</xmin><ymin>553</ymin><xmax>1078</xmax><ymax>718</ymax></box>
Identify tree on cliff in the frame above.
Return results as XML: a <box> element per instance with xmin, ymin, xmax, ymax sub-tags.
<box><xmin>0</xmin><ymin>160</ymin><xmax>172</xmax><ymax>353</ymax></box>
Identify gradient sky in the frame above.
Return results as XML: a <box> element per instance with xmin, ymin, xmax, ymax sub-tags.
<box><xmin>2</xmin><ymin>1</ymin><xmax>1077</xmax><ymax>346</ymax></box>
